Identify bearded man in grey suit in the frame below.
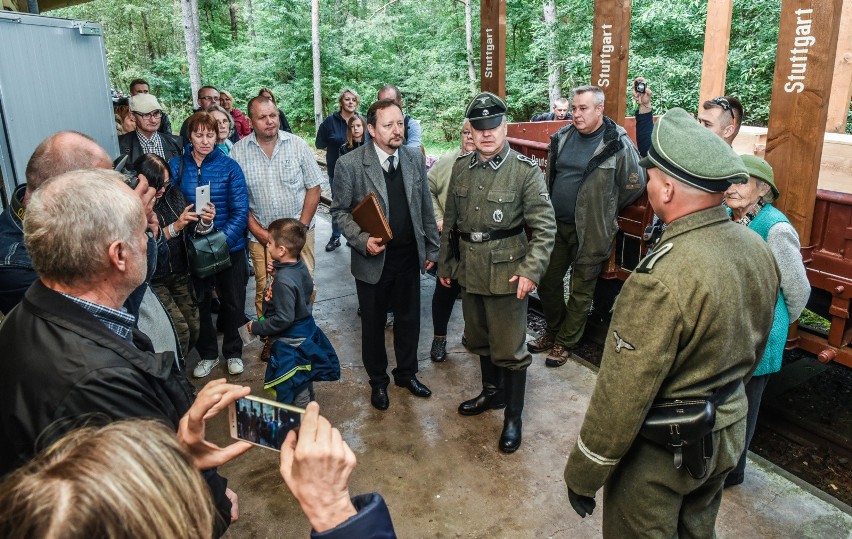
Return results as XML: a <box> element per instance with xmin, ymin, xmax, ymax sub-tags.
<box><xmin>331</xmin><ymin>98</ymin><xmax>440</xmax><ymax>410</ymax></box>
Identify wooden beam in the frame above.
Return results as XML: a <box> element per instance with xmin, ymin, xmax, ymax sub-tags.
<box><xmin>766</xmin><ymin>0</ymin><xmax>844</xmax><ymax>244</ymax></box>
<box><xmin>480</xmin><ymin>0</ymin><xmax>506</xmax><ymax>98</ymax></box>
<box><xmin>698</xmin><ymin>0</ymin><xmax>734</xmax><ymax>107</ymax></box>
<box><xmin>826</xmin><ymin>0</ymin><xmax>852</xmax><ymax>133</ymax></box>
<box><xmin>590</xmin><ymin>0</ymin><xmax>631</xmax><ymax>124</ymax></box>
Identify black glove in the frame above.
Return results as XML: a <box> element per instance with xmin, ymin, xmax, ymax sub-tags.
<box><xmin>568</xmin><ymin>488</ymin><xmax>596</xmax><ymax>518</ymax></box>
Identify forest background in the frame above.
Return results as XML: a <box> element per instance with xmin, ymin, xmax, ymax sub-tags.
<box><xmin>56</xmin><ymin>0</ymin><xmax>851</xmax><ymax>152</ymax></box>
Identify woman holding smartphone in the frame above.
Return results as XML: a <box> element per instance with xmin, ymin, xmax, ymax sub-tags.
<box><xmin>169</xmin><ymin>111</ymin><xmax>249</xmax><ymax>379</ymax></box>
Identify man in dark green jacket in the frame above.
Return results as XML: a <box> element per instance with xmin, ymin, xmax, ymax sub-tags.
<box><xmin>563</xmin><ymin>108</ymin><xmax>779</xmax><ymax>537</ymax></box>
<box><xmin>528</xmin><ymin>86</ymin><xmax>645</xmax><ymax>368</ymax></box>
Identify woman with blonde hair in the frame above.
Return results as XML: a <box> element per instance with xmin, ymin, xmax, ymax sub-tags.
<box><xmin>0</xmin><ymin>420</ymin><xmax>214</xmax><ymax>539</ymax></box>
<box><xmin>316</xmin><ymin>88</ymin><xmax>361</xmax><ymax>252</ymax></box>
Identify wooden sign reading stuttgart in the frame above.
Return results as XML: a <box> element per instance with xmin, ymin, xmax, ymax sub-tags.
<box><xmin>766</xmin><ymin>0</ymin><xmax>843</xmax><ymax>243</ymax></box>
<box><xmin>480</xmin><ymin>0</ymin><xmax>506</xmax><ymax>98</ymax></box>
<box><xmin>590</xmin><ymin>0</ymin><xmax>632</xmax><ymax>123</ymax></box>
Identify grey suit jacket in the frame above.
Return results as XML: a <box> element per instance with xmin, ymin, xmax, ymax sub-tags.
<box><xmin>331</xmin><ymin>142</ymin><xmax>440</xmax><ymax>284</ymax></box>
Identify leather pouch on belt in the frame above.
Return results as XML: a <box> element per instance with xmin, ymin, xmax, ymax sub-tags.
<box><xmin>639</xmin><ymin>399</ymin><xmax>715</xmax><ymax>479</ymax></box>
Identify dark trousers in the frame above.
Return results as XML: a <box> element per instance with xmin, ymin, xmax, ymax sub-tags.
<box><xmin>194</xmin><ymin>249</ymin><xmax>247</xmax><ymax>360</ymax></box>
<box><xmin>431</xmin><ymin>273</ymin><xmax>460</xmax><ymax>336</ymax></box>
<box><xmin>355</xmin><ymin>257</ymin><xmax>420</xmax><ymax>388</ymax></box>
<box><xmin>727</xmin><ymin>373</ymin><xmax>771</xmax><ymax>484</ymax></box>
<box><xmin>329</xmin><ymin>175</ymin><xmax>340</xmax><ymax>238</ymax></box>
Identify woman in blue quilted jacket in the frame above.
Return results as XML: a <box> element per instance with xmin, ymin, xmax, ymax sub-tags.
<box><xmin>169</xmin><ymin>111</ymin><xmax>249</xmax><ymax>379</ymax></box>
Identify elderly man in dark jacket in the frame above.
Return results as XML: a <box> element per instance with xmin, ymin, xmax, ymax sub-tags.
<box><xmin>0</xmin><ymin>170</ymin><xmax>236</xmax><ymax>537</ymax></box>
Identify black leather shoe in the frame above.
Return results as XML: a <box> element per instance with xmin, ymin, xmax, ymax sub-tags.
<box><xmin>430</xmin><ymin>338</ymin><xmax>447</xmax><ymax>362</ymax></box>
<box><xmin>395</xmin><ymin>376</ymin><xmax>432</xmax><ymax>398</ymax></box>
<box><xmin>325</xmin><ymin>236</ymin><xmax>341</xmax><ymax>252</ymax></box>
<box><xmin>370</xmin><ymin>386</ymin><xmax>389</xmax><ymax>410</ymax></box>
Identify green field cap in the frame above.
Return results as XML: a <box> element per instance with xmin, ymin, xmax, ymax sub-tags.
<box><xmin>740</xmin><ymin>154</ymin><xmax>780</xmax><ymax>201</ymax></box>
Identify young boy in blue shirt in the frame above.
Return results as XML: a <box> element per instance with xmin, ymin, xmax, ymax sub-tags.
<box><xmin>248</xmin><ymin>218</ymin><xmax>339</xmax><ymax>406</ymax></box>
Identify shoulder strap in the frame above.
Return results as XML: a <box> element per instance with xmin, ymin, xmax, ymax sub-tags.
<box><xmin>177</xmin><ymin>154</ymin><xmax>185</xmax><ymax>187</ymax></box>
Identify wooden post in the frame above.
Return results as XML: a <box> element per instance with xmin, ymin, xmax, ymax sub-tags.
<box><xmin>698</xmin><ymin>0</ymin><xmax>734</xmax><ymax>107</ymax></box>
<box><xmin>590</xmin><ymin>0</ymin><xmax>631</xmax><ymax>123</ymax></box>
<box><xmin>826</xmin><ymin>0</ymin><xmax>852</xmax><ymax>133</ymax></box>
<box><xmin>766</xmin><ymin>0</ymin><xmax>843</xmax><ymax>243</ymax></box>
<box><xmin>480</xmin><ymin>0</ymin><xmax>506</xmax><ymax>98</ymax></box>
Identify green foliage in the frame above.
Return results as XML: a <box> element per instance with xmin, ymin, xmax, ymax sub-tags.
<box><xmin>52</xmin><ymin>0</ymin><xmax>843</xmax><ymax>140</ymax></box>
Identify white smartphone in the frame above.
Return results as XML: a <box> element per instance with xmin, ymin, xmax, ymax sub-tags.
<box><xmin>228</xmin><ymin>394</ymin><xmax>304</xmax><ymax>451</ymax></box>
<box><xmin>195</xmin><ymin>185</ymin><xmax>210</xmax><ymax>214</ymax></box>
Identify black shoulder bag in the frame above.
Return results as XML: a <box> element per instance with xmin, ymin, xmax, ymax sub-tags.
<box><xmin>639</xmin><ymin>379</ymin><xmax>741</xmax><ymax>479</ymax></box>
<box><xmin>177</xmin><ymin>157</ymin><xmax>232</xmax><ymax>278</ymax></box>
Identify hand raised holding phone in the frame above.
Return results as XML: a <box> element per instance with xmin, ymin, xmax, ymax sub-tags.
<box><xmin>178</xmin><ymin>379</ymin><xmax>253</xmax><ymax>470</ymax></box>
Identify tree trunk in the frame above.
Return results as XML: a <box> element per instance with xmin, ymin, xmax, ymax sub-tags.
<box><xmin>228</xmin><ymin>0</ymin><xmax>238</xmax><ymax>43</ymax></box>
<box><xmin>246</xmin><ymin>0</ymin><xmax>256</xmax><ymax>41</ymax></box>
<box><xmin>464</xmin><ymin>0</ymin><xmax>476</xmax><ymax>91</ymax></box>
<box><xmin>141</xmin><ymin>12</ymin><xmax>155</xmax><ymax>61</ymax></box>
<box><xmin>543</xmin><ymin>0</ymin><xmax>560</xmax><ymax>104</ymax></box>
<box><xmin>180</xmin><ymin>0</ymin><xmax>202</xmax><ymax>106</ymax></box>
<box><xmin>312</xmin><ymin>0</ymin><xmax>323</xmax><ymax>132</ymax></box>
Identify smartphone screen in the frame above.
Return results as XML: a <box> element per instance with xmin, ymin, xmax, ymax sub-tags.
<box><xmin>195</xmin><ymin>185</ymin><xmax>210</xmax><ymax>213</ymax></box>
<box><xmin>229</xmin><ymin>395</ymin><xmax>303</xmax><ymax>451</ymax></box>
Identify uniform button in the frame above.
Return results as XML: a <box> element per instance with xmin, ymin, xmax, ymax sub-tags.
<box><xmin>498</xmin><ymin>198</ymin><xmax>503</xmax><ymax>202</ymax></box>
<box><xmin>469</xmin><ymin>247</ymin><xmax>473</xmax><ymax>251</ymax></box>
<box><xmin>509</xmin><ymin>256</ymin><xmax>513</xmax><ymax>260</ymax></box>
<box><xmin>475</xmin><ymin>206</ymin><xmax>480</xmax><ymax>211</ymax></box>
<box><xmin>479</xmin><ymin>186</ymin><xmax>483</xmax><ymax>190</ymax></box>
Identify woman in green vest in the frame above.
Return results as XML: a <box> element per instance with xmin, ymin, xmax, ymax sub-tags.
<box><xmin>724</xmin><ymin>154</ymin><xmax>810</xmax><ymax>486</ymax></box>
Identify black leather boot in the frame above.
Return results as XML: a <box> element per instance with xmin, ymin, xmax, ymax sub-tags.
<box><xmin>458</xmin><ymin>356</ymin><xmax>506</xmax><ymax>415</ymax></box>
<box><xmin>499</xmin><ymin>368</ymin><xmax>527</xmax><ymax>453</ymax></box>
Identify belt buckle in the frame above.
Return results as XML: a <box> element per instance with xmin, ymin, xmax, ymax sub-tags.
<box><xmin>471</xmin><ymin>232</ymin><xmax>483</xmax><ymax>242</ymax></box>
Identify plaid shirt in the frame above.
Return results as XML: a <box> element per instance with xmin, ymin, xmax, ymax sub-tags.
<box><xmin>231</xmin><ymin>131</ymin><xmax>324</xmax><ymax>240</ymax></box>
<box><xmin>61</xmin><ymin>293</ymin><xmax>136</xmax><ymax>341</ymax></box>
<box><xmin>136</xmin><ymin>131</ymin><xmax>166</xmax><ymax>160</ymax></box>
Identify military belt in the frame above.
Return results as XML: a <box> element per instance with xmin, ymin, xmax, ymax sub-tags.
<box><xmin>459</xmin><ymin>226</ymin><xmax>523</xmax><ymax>243</ymax></box>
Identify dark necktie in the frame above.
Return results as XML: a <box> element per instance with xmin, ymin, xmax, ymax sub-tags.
<box><xmin>387</xmin><ymin>155</ymin><xmax>396</xmax><ymax>174</ymax></box>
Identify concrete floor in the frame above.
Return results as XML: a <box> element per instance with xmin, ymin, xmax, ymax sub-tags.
<box><xmin>195</xmin><ymin>213</ymin><xmax>852</xmax><ymax>538</ymax></box>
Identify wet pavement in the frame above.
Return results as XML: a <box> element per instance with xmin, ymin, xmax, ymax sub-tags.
<box><xmin>193</xmin><ymin>213</ymin><xmax>852</xmax><ymax>538</ymax></box>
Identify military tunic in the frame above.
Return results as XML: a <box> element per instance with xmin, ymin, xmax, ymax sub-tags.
<box><xmin>563</xmin><ymin>205</ymin><xmax>780</xmax><ymax>537</ymax></box>
<box><xmin>437</xmin><ymin>142</ymin><xmax>555</xmax><ymax>368</ymax></box>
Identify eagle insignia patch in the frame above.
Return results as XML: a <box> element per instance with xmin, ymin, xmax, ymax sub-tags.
<box><xmin>613</xmin><ymin>331</ymin><xmax>635</xmax><ymax>353</ymax></box>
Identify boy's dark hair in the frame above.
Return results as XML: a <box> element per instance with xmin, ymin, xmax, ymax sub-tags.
<box><xmin>268</xmin><ymin>218</ymin><xmax>306</xmax><ymax>256</ymax></box>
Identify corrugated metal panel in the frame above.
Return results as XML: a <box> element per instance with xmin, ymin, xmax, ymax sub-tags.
<box><xmin>0</xmin><ymin>12</ymin><xmax>117</xmax><ymax>204</ymax></box>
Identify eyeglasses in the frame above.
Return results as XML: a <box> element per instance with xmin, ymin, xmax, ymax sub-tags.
<box><xmin>133</xmin><ymin>110</ymin><xmax>163</xmax><ymax>119</ymax></box>
<box><xmin>199</xmin><ymin>96</ymin><xmax>220</xmax><ymax>102</ymax></box>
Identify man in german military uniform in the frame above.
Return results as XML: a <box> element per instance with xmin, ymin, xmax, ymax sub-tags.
<box><xmin>562</xmin><ymin>108</ymin><xmax>780</xmax><ymax>536</ymax></box>
<box><xmin>437</xmin><ymin>92</ymin><xmax>555</xmax><ymax>453</ymax></box>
